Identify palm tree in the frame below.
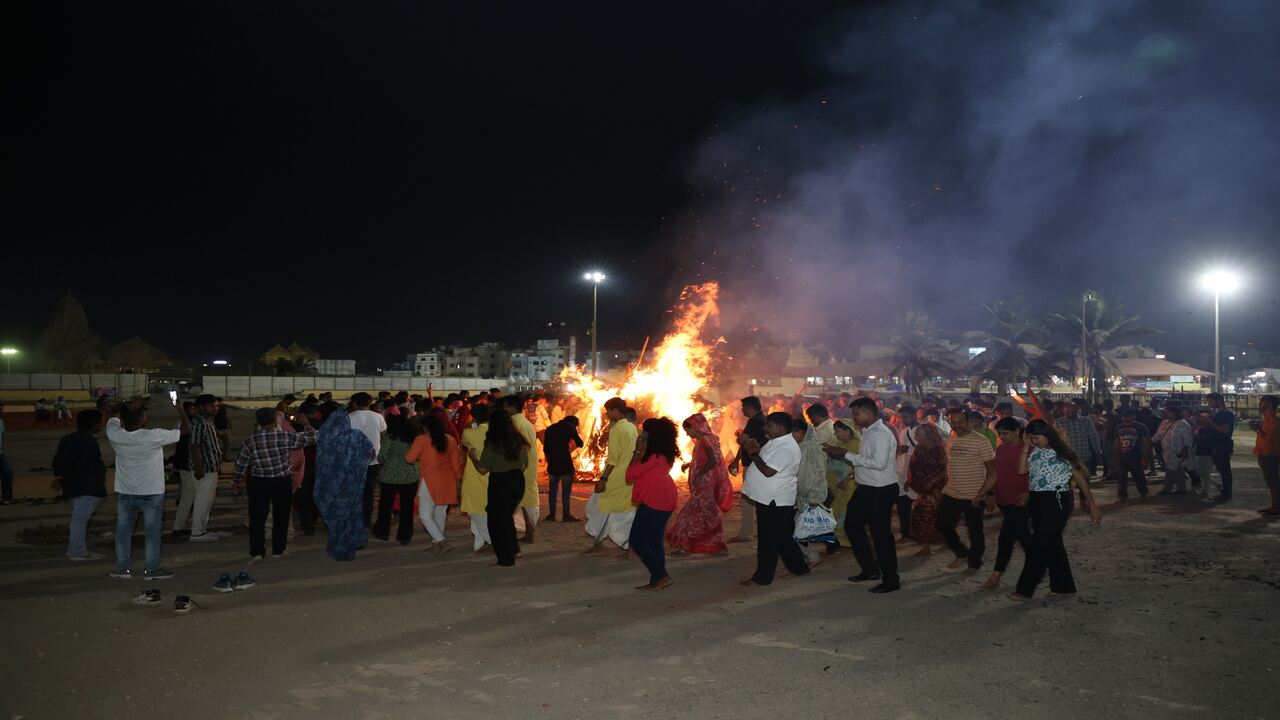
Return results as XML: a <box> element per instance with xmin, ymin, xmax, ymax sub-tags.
<box><xmin>885</xmin><ymin>310</ymin><xmax>957</xmax><ymax>400</ymax></box>
<box><xmin>964</xmin><ymin>300</ymin><xmax>1070</xmax><ymax>393</ymax></box>
<box><xmin>1049</xmin><ymin>291</ymin><xmax>1161</xmax><ymax>404</ymax></box>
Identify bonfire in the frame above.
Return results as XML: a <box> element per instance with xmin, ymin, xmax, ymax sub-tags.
<box><xmin>559</xmin><ymin>282</ymin><xmax>723</xmax><ymax>485</ymax></box>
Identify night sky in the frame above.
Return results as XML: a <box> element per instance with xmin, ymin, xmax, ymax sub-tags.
<box><xmin>4</xmin><ymin>1</ymin><xmax>1277</xmax><ymax>371</ymax></box>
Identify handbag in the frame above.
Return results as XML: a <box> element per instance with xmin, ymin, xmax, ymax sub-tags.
<box><xmin>793</xmin><ymin>504</ymin><xmax>838</xmax><ymax>544</ymax></box>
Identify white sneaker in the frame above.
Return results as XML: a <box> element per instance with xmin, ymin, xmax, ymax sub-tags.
<box><xmin>188</xmin><ymin>533</ymin><xmax>220</xmax><ymax>543</ymax></box>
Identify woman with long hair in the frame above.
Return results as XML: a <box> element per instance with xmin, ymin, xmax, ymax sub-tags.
<box><xmin>626</xmin><ymin>417</ymin><xmax>680</xmax><ymax>590</ymax></box>
<box><xmin>314</xmin><ymin>410</ymin><xmax>374</xmax><ymax>561</ymax></box>
<box><xmin>460</xmin><ymin>403</ymin><xmax>493</xmax><ymax>552</ymax></box>
<box><xmin>665</xmin><ymin>413</ymin><xmax>734</xmax><ymax>555</ymax></box>
<box><xmin>904</xmin><ymin>421</ymin><xmax>948</xmax><ymax>558</ymax></box>
<box><xmin>469</xmin><ymin>409</ymin><xmax>529</xmax><ymax>567</ymax></box>
<box><xmin>1011</xmin><ymin>419</ymin><xmax>1103</xmax><ymax>601</ymax></box>
<box><xmin>408</xmin><ymin>413</ymin><xmax>464</xmax><ymax>556</ymax></box>
<box><xmin>372</xmin><ymin>414</ymin><xmax>421</xmax><ymax>545</ymax></box>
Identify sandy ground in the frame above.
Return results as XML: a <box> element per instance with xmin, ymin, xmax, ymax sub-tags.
<box><xmin>1</xmin><ymin>415</ymin><xmax>1277</xmax><ymax>720</ymax></box>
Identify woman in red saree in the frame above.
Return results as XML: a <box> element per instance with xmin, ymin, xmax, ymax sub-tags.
<box><xmin>905</xmin><ymin>422</ymin><xmax>948</xmax><ymax>559</ymax></box>
<box><xmin>666</xmin><ymin>413</ymin><xmax>734</xmax><ymax>555</ymax></box>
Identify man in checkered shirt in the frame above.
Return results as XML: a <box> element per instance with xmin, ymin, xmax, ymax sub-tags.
<box><xmin>1056</xmin><ymin>399</ymin><xmax>1103</xmax><ymax>478</ymax></box>
<box><xmin>234</xmin><ymin>408</ymin><xmax>318</xmax><ymax>559</ymax></box>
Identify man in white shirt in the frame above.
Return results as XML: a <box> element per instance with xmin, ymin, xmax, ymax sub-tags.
<box><xmin>825</xmin><ymin>397</ymin><xmax>900</xmax><ymax>593</ymax></box>
<box><xmin>346</xmin><ymin>392</ymin><xmax>387</xmax><ymax>529</ymax></box>
<box><xmin>739</xmin><ymin>412</ymin><xmax>811</xmax><ymax>586</ymax></box>
<box><xmin>107</xmin><ymin>396</ymin><xmax>188</xmax><ymax>580</ymax></box>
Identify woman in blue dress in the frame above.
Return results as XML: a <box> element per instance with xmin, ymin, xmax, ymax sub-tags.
<box><xmin>314</xmin><ymin>410</ymin><xmax>375</xmax><ymax>561</ymax></box>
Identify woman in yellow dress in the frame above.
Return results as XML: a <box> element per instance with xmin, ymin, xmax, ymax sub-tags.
<box><xmin>459</xmin><ymin>404</ymin><xmax>492</xmax><ymax>552</ymax></box>
<box><xmin>826</xmin><ymin>420</ymin><xmax>861</xmax><ymax>548</ymax></box>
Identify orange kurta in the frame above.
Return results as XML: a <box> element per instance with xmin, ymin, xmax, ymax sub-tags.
<box><xmin>407</xmin><ymin>434</ymin><xmax>464</xmax><ymax>505</ymax></box>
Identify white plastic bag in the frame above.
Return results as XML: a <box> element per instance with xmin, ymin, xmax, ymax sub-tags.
<box><xmin>794</xmin><ymin>504</ymin><xmax>838</xmax><ymax>544</ymax></box>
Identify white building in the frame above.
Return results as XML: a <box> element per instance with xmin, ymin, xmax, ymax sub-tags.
<box><xmin>313</xmin><ymin>359</ymin><xmax>356</xmax><ymax>376</ymax></box>
<box><xmin>414</xmin><ymin>351</ymin><xmax>445</xmax><ymax>377</ymax></box>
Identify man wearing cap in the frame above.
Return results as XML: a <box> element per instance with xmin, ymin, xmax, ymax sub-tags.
<box><xmin>234</xmin><ymin>408</ymin><xmax>318</xmax><ymax>560</ymax></box>
<box><xmin>187</xmin><ymin>394</ymin><xmax>225</xmax><ymax>541</ymax></box>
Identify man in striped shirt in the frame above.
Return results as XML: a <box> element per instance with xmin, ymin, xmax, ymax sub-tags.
<box><xmin>186</xmin><ymin>394</ymin><xmax>225</xmax><ymax>542</ymax></box>
<box><xmin>234</xmin><ymin>408</ymin><xmax>317</xmax><ymax>559</ymax></box>
<box><xmin>938</xmin><ymin>407</ymin><xmax>995</xmax><ymax>573</ymax></box>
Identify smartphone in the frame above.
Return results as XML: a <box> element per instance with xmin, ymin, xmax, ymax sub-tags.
<box><xmin>169</xmin><ymin>390</ymin><xmax>178</xmax><ymax>406</ymax></box>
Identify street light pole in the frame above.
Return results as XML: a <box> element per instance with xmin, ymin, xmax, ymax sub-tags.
<box><xmin>1213</xmin><ymin>289</ymin><xmax>1221</xmax><ymax>393</ymax></box>
<box><xmin>1200</xmin><ymin>269</ymin><xmax>1240</xmax><ymax>395</ymax></box>
<box><xmin>592</xmin><ymin>280</ymin><xmax>599</xmax><ymax>377</ymax></box>
<box><xmin>583</xmin><ymin>271</ymin><xmax>605</xmax><ymax>377</ymax></box>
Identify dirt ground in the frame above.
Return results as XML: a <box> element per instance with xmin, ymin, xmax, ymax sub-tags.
<box><xmin>0</xmin><ymin>413</ymin><xmax>1277</xmax><ymax>720</ymax></box>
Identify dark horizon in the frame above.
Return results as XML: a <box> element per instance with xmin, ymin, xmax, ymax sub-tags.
<box><xmin>4</xmin><ymin>1</ymin><xmax>1277</xmax><ymax>371</ymax></box>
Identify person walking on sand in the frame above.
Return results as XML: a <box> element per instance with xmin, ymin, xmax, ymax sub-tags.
<box><xmin>727</xmin><ymin>396</ymin><xmax>767</xmax><ymax>544</ymax></box>
<box><xmin>975</xmin><ymin>418</ymin><xmax>1031</xmax><ymax>590</ymax></box>
<box><xmin>937</xmin><ymin>407</ymin><xmax>996</xmax><ymax>575</ymax></box>
<box><xmin>1156</xmin><ymin>407</ymin><xmax>1193</xmax><ymax>496</ymax></box>
<box><xmin>626</xmin><ymin>417</ymin><xmax>679</xmax><ymax>591</ymax></box>
<box><xmin>824</xmin><ymin>397</ymin><xmax>900</xmax><ymax>594</ymax></box>
<box><xmin>584</xmin><ymin>398</ymin><xmax>638</xmax><ymax>556</ymax></box>
<box><xmin>1011</xmin><ymin>419</ymin><xmax>1103</xmax><ymax>601</ymax></box>
<box><xmin>468</xmin><ymin>409</ymin><xmax>530</xmax><ymax>567</ymax></box>
<box><xmin>739</xmin><ymin>412</ymin><xmax>811</xmax><ymax>587</ymax></box>
<box><xmin>460</xmin><ymin>403</ymin><xmax>493</xmax><ymax>551</ymax></box>
<box><xmin>792</xmin><ymin>417</ymin><xmax>830</xmax><ymax>568</ymax></box>
<box><xmin>502</xmin><ymin>396</ymin><xmax>541</xmax><ymax>544</ymax></box>
<box><xmin>346</xmin><ymin>393</ymin><xmax>388</xmax><ymax>529</ymax></box>
<box><xmin>407</xmin><ymin>413</ymin><xmax>464</xmax><ymax>555</ymax></box>
<box><xmin>370</xmin><ymin>414</ymin><xmax>421</xmax><ymax>546</ymax></box>
<box><xmin>666</xmin><ymin>413</ymin><xmax>734</xmax><ymax>555</ymax></box>
<box><xmin>903</xmin><ymin>421</ymin><xmax>947</xmax><ymax>560</ymax></box>
<box><xmin>314</xmin><ymin>410</ymin><xmax>375</xmax><ymax>561</ymax></box>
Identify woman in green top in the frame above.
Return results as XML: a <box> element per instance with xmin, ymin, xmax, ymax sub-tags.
<box><xmin>469</xmin><ymin>409</ymin><xmax>529</xmax><ymax>567</ymax></box>
<box><xmin>372</xmin><ymin>415</ymin><xmax>421</xmax><ymax>545</ymax></box>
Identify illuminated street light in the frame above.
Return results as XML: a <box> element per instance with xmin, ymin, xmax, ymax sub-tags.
<box><xmin>0</xmin><ymin>347</ymin><xmax>17</xmax><ymax>373</ymax></box>
<box><xmin>1200</xmin><ymin>269</ymin><xmax>1241</xmax><ymax>393</ymax></box>
<box><xmin>583</xmin><ymin>271</ymin><xmax>606</xmax><ymax>376</ymax></box>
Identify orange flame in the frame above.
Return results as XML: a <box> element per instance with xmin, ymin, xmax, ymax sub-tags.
<box><xmin>560</xmin><ymin>282</ymin><xmax>723</xmax><ymax>483</ymax></box>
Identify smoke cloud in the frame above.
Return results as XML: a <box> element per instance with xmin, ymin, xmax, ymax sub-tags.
<box><xmin>674</xmin><ymin>0</ymin><xmax>1280</xmax><ymax>359</ymax></box>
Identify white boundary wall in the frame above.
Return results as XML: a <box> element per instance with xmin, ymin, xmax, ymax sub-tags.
<box><xmin>0</xmin><ymin>373</ymin><xmax>150</xmax><ymax>395</ymax></box>
<box><xmin>199</xmin><ymin>376</ymin><xmax>509</xmax><ymax>400</ymax></box>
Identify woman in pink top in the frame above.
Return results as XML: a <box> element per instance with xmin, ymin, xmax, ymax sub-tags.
<box><xmin>625</xmin><ymin>417</ymin><xmax>680</xmax><ymax>591</ymax></box>
<box><xmin>975</xmin><ymin>417</ymin><xmax>1031</xmax><ymax>590</ymax></box>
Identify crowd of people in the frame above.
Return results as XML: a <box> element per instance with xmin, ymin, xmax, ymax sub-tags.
<box><xmin>28</xmin><ymin>384</ymin><xmax>1280</xmax><ymax>604</ymax></box>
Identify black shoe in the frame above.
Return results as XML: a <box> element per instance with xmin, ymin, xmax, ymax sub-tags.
<box><xmin>371</xmin><ymin>532</ymin><xmax>390</xmax><ymax>541</ymax></box>
<box><xmin>1156</xmin><ymin>490</ymin><xmax>1173</xmax><ymax>495</ymax></box>
<box><xmin>562</xmin><ymin>515</ymin><xmax>580</xmax><ymax>523</ymax></box>
<box><xmin>869</xmin><ymin>583</ymin><xmax>900</xmax><ymax>594</ymax></box>
<box><xmin>848</xmin><ymin>572</ymin><xmax>881</xmax><ymax>583</ymax></box>
<box><xmin>547</xmin><ymin>515</ymin><xmax>556</xmax><ymax>523</ymax></box>
<box><xmin>171</xmin><ymin>529</ymin><xmax>191</xmax><ymax>538</ymax></box>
